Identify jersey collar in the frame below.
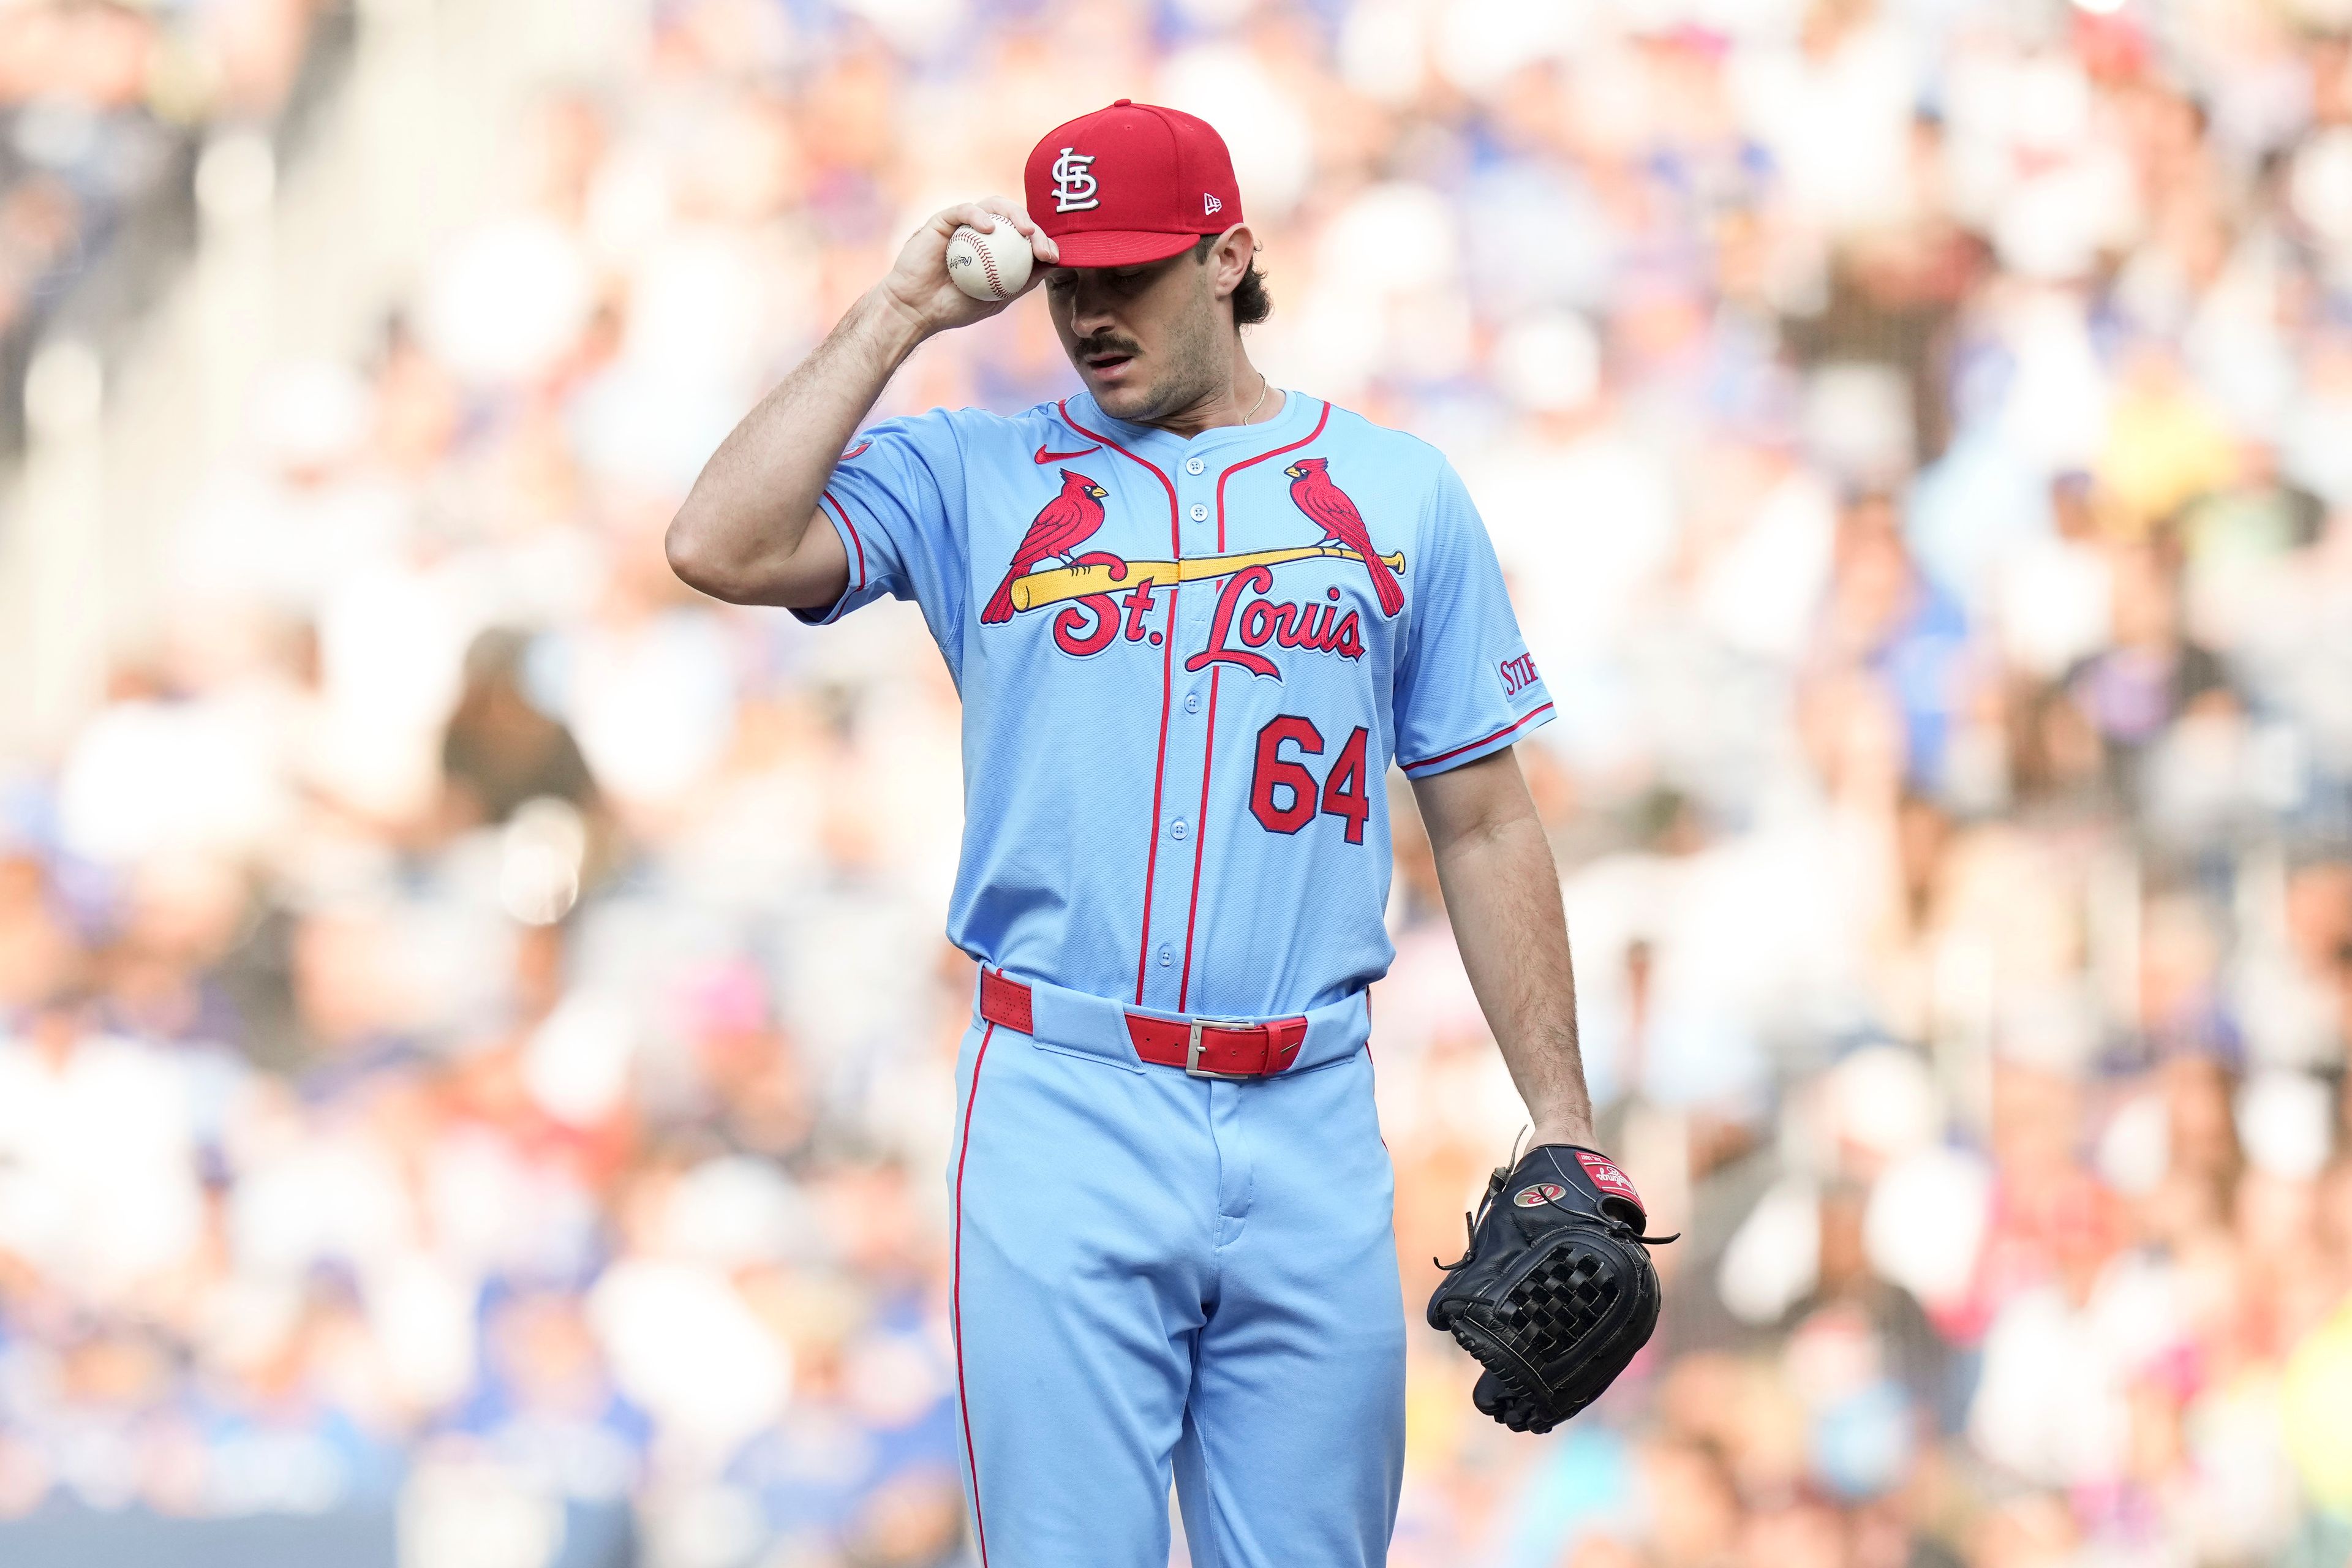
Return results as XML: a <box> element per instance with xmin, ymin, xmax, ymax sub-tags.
<box><xmin>1063</xmin><ymin>388</ymin><xmax>1318</xmax><ymax>464</ymax></box>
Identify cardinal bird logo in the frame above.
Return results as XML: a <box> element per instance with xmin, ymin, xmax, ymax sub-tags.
<box><xmin>1284</xmin><ymin>457</ymin><xmax>1404</xmax><ymax>618</ymax></box>
<box><xmin>982</xmin><ymin>469</ymin><xmax>1111</xmax><ymax>624</ymax></box>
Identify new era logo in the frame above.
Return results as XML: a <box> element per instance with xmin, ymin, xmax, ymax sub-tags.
<box><xmin>1204</xmin><ymin>192</ymin><xmax>1223</xmax><ymax>217</ymax></box>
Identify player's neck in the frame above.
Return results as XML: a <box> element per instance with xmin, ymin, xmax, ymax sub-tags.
<box><xmin>1137</xmin><ymin>350</ymin><xmax>1283</xmax><ymax>440</ymax></box>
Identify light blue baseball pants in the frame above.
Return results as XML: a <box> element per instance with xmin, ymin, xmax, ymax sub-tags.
<box><xmin>944</xmin><ymin>992</ymin><xmax>1405</xmax><ymax>1567</ymax></box>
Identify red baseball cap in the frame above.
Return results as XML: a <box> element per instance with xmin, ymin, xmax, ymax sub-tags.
<box><xmin>1024</xmin><ymin>100</ymin><xmax>1244</xmax><ymax>268</ymax></box>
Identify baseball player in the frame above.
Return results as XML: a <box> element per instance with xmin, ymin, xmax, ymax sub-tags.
<box><xmin>668</xmin><ymin>102</ymin><xmax>1664</xmax><ymax>1567</ymax></box>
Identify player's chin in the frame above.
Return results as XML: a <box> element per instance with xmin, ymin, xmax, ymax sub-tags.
<box><xmin>1082</xmin><ymin>356</ymin><xmax>1148</xmax><ymax>409</ymax></box>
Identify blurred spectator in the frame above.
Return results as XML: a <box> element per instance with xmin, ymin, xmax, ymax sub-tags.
<box><xmin>1</xmin><ymin>0</ymin><xmax>341</xmax><ymax>456</ymax></box>
<box><xmin>441</xmin><ymin>629</ymin><xmax>600</xmax><ymax>832</ymax></box>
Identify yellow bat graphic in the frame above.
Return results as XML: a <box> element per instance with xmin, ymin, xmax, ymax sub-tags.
<box><xmin>1009</xmin><ymin>545</ymin><xmax>1408</xmax><ymax>614</ymax></box>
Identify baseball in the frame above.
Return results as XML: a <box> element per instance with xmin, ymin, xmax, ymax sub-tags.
<box><xmin>946</xmin><ymin>221</ymin><xmax>1034</xmax><ymax>302</ymax></box>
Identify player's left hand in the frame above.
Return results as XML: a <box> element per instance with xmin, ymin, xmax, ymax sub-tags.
<box><xmin>1425</xmin><ymin>1143</ymin><xmax>1675</xmax><ymax>1433</ymax></box>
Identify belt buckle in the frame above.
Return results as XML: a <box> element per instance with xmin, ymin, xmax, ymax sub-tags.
<box><xmin>1185</xmin><ymin>1016</ymin><xmax>1259</xmax><ymax>1080</ymax></box>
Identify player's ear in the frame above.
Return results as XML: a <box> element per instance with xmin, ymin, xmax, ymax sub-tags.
<box><xmin>1206</xmin><ymin>224</ymin><xmax>1253</xmax><ymax>301</ymax></box>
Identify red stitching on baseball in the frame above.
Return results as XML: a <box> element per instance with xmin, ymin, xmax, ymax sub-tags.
<box><xmin>962</xmin><ymin>227</ymin><xmax>1007</xmax><ymax>299</ymax></box>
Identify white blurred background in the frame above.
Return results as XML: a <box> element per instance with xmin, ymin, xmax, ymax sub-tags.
<box><xmin>1</xmin><ymin>1</ymin><xmax>2351</xmax><ymax>1565</ymax></box>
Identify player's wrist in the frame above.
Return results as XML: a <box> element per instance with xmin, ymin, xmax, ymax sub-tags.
<box><xmin>858</xmin><ymin>282</ymin><xmax>946</xmax><ymax>360</ymax></box>
<box><xmin>1526</xmin><ymin>1113</ymin><xmax>1596</xmax><ymax>1150</ymax></box>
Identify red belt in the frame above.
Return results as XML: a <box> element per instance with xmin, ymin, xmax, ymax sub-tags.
<box><xmin>978</xmin><ymin>970</ymin><xmax>1308</xmax><ymax>1079</ymax></box>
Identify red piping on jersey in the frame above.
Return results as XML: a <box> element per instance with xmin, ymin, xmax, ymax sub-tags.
<box><xmin>1175</xmin><ymin>664</ymin><xmax>1220</xmax><ymax>1010</ymax></box>
<box><xmin>1213</xmin><ymin>399</ymin><xmax>1330</xmax><ymax>551</ymax></box>
<box><xmin>951</xmin><ymin>1019</ymin><xmax>996</xmax><ymax>1568</ymax></box>
<box><xmin>1058</xmin><ymin>399</ymin><xmax>1182</xmax><ymax>1005</ymax></box>
<box><xmin>1174</xmin><ymin>401</ymin><xmax>1333</xmax><ymax>1008</ymax></box>
<box><xmin>1133</xmin><ymin>622</ymin><xmax>1180</xmax><ymax>1002</ymax></box>
<box><xmin>1400</xmin><ymin>702</ymin><xmax>1556</xmax><ymax>772</ymax></box>
<box><xmin>820</xmin><ymin>491</ymin><xmax>867</xmax><ymax>589</ymax></box>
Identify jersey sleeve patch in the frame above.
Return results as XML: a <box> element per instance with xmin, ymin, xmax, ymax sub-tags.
<box><xmin>1496</xmin><ymin>650</ymin><xmax>1542</xmax><ymax>701</ymax></box>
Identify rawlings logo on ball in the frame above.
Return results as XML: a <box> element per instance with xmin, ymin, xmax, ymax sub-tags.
<box><xmin>945</xmin><ymin>223</ymin><xmax>1032</xmax><ymax>303</ymax></box>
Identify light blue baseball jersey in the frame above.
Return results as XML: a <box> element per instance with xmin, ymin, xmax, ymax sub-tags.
<box><xmin>801</xmin><ymin>388</ymin><xmax>1553</xmax><ymax>1019</ymax></box>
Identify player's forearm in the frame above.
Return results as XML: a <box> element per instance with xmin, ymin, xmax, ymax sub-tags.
<box><xmin>1425</xmin><ymin>806</ymin><xmax>1596</xmax><ymax>1148</ymax></box>
<box><xmin>666</xmin><ymin>288</ymin><xmax>927</xmax><ymax>605</ymax></box>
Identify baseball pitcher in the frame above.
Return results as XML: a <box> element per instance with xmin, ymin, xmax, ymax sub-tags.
<box><xmin>668</xmin><ymin>100</ymin><xmax>1666</xmax><ymax>1568</ymax></box>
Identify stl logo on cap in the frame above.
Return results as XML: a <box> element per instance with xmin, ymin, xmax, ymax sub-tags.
<box><xmin>1050</xmin><ymin>148</ymin><xmax>1100</xmax><ymax>213</ymax></box>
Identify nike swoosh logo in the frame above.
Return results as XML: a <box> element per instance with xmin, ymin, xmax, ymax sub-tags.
<box><xmin>1035</xmin><ymin>443</ymin><xmax>1102</xmax><ymax>463</ymax></box>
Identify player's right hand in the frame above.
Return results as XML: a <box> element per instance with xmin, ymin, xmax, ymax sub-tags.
<box><xmin>874</xmin><ymin>199</ymin><xmax>1057</xmax><ymax>337</ymax></box>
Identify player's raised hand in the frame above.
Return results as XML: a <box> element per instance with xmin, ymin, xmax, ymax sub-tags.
<box><xmin>875</xmin><ymin>198</ymin><xmax>1058</xmax><ymax>337</ymax></box>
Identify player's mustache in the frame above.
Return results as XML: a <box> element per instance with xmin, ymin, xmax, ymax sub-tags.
<box><xmin>1075</xmin><ymin>336</ymin><xmax>1142</xmax><ymax>360</ymax></box>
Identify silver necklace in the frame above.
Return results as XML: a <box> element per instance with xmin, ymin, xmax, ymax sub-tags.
<box><xmin>1242</xmin><ymin>372</ymin><xmax>1270</xmax><ymax>424</ymax></box>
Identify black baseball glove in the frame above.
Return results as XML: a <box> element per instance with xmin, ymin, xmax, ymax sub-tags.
<box><xmin>1427</xmin><ymin>1143</ymin><xmax>1674</xmax><ymax>1433</ymax></box>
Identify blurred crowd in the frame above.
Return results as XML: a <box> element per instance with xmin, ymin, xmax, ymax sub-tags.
<box><xmin>4</xmin><ymin>0</ymin><xmax>2352</xmax><ymax>1564</ymax></box>
<box><xmin>0</xmin><ymin>0</ymin><xmax>334</xmax><ymax>453</ymax></box>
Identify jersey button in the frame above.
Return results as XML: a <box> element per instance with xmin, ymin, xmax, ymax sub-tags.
<box><xmin>1183</xmin><ymin>693</ymin><xmax>1200</xmax><ymax>714</ymax></box>
<box><xmin>1189</xmin><ymin>502</ymin><xmax>1207</xmax><ymax>521</ymax></box>
<box><xmin>1170</xmin><ymin>819</ymin><xmax>1189</xmax><ymax>840</ymax></box>
<box><xmin>1185</xmin><ymin>458</ymin><xmax>1205</xmax><ymax>475</ymax></box>
<box><xmin>1157</xmin><ymin>944</ymin><xmax>1172</xmax><ymax>967</ymax></box>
